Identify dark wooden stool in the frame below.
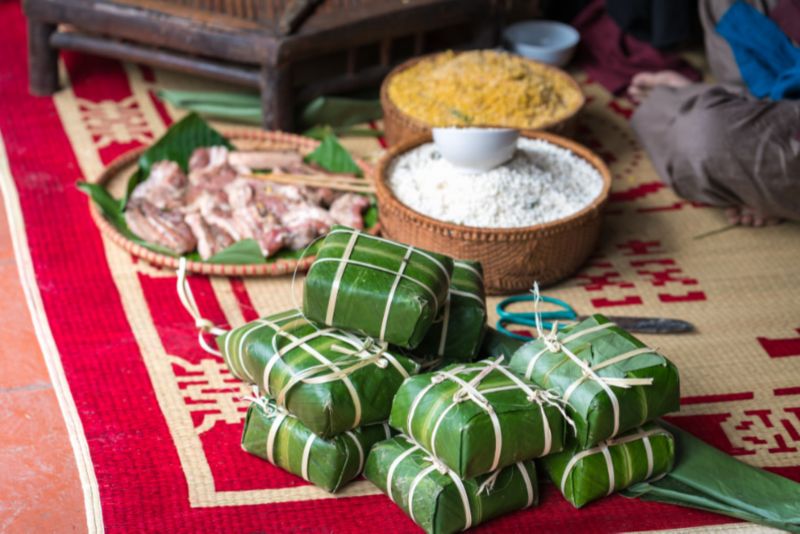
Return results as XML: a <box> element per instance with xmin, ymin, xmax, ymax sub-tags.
<box><xmin>23</xmin><ymin>0</ymin><xmax>539</xmax><ymax>131</ymax></box>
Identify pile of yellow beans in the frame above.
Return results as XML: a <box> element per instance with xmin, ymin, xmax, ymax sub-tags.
<box><xmin>387</xmin><ymin>50</ymin><xmax>582</xmax><ymax>129</ymax></box>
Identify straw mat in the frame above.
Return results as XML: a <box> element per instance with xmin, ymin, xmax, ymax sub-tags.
<box><xmin>1</xmin><ymin>2</ymin><xmax>798</xmax><ymax>532</ymax></box>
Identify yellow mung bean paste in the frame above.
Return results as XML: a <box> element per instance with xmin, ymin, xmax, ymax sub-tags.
<box><xmin>388</xmin><ymin>50</ymin><xmax>582</xmax><ymax>129</ymax></box>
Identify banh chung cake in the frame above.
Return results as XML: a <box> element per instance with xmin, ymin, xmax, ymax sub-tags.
<box><xmin>303</xmin><ymin>226</ymin><xmax>454</xmax><ymax>349</ymax></box>
<box><xmin>365</xmin><ymin>436</ymin><xmax>538</xmax><ymax>534</ymax></box>
<box><xmin>241</xmin><ymin>397</ymin><xmax>393</xmax><ymax>493</ymax></box>
<box><xmin>542</xmin><ymin>423</ymin><xmax>675</xmax><ymax>508</ymax></box>
<box><xmin>411</xmin><ymin>259</ymin><xmax>487</xmax><ymax>366</ymax></box>
<box><xmin>509</xmin><ymin>314</ymin><xmax>680</xmax><ymax>448</ymax></box>
<box><xmin>390</xmin><ymin>358</ymin><xmax>570</xmax><ymax>479</ymax></box>
<box><xmin>218</xmin><ymin>308</ymin><xmax>419</xmax><ymax>438</ymax></box>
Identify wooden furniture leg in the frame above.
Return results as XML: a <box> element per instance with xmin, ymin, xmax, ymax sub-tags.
<box><xmin>260</xmin><ymin>61</ymin><xmax>293</xmax><ymax>131</ymax></box>
<box><xmin>28</xmin><ymin>19</ymin><xmax>59</xmax><ymax>96</ymax></box>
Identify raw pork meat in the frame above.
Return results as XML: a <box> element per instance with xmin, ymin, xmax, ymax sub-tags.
<box><xmin>124</xmin><ymin>145</ymin><xmax>369</xmax><ymax>259</ymax></box>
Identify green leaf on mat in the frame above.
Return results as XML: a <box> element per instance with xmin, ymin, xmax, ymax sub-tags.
<box><xmin>76</xmin><ymin>181</ymin><xmax>124</xmax><ymax>226</ymax></box>
<box><xmin>336</xmin><ymin>127</ymin><xmax>384</xmax><ymax>138</ymax></box>
<box><xmin>304</xmin><ymin>133</ymin><xmax>362</xmax><ymax>177</ymax></box>
<box><xmin>299</xmin><ymin>96</ymin><xmax>382</xmax><ymax>130</ymax></box>
<box><xmin>271</xmin><ymin>239</ymin><xmax>324</xmax><ymax>261</ymax></box>
<box><xmin>623</xmin><ymin>421</ymin><xmax>800</xmax><ymax>533</ymax></box>
<box><xmin>123</xmin><ymin>112</ymin><xmax>232</xmax><ymax>208</ymax></box>
<box><xmin>305</xmin><ymin>125</ymin><xmax>383</xmax><ymax>140</ymax></box>
<box><xmin>302</xmin><ymin>125</ymin><xmax>335</xmax><ymax>141</ymax></box>
<box><xmin>156</xmin><ymin>91</ymin><xmax>382</xmax><ymax>131</ymax></box>
<box><xmin>363</xmin><ymin>204</ymin><xmax>379</xmax><ymax>228</ymax></box>
<box><xmin>157</xmin><ymin>90</ymin><xmax>262</xmax><ymax>125</ymax></box>
<box><xmin>205</xmin><ymin>239</ymin><xmax>267</xmax><ymax>265</ymax></box>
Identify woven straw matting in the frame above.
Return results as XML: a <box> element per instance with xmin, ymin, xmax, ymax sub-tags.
<box><xmin>88</xmin><ymin>128</ymin><xmax>375</xmax><ymax>277</ymax></box>
<box><xmin>4</xmin><ymin>0</ymin><xmax>798</xmax><ymax>524</ymax></box>
<box><xmin>375</xmin><ymin>131</ymin><xmax>612</xmax><ymax>294</ymax></box>
<box><xmin>380</xmin><ymin>51</ymin><xmax>586</xmax><ymax>146</ymax></box>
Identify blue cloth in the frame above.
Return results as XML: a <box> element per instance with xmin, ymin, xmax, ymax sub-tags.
<box><xmin>716</xmin><ymin>1</ymin><xmax>800</xmax><ymax>100</ymax></box>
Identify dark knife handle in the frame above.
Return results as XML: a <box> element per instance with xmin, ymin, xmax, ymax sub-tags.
<box><xmin>577</xmin><ymin>316</ymin><xmax>695</xmax><ymax>334</ymax></box>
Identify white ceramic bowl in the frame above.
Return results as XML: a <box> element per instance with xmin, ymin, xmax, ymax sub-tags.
<box><xmin>503</xmin><ymin>20</ymin><xmax>580</xmax><ymax>67</ymax></box>
<box><xmin>432</xmin><ymin>127</ymin><xmax>519</xmax><ymax>173</ymax></box>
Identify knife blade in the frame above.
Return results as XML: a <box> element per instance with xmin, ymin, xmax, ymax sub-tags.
<box><xmin>576</xmin><ymin>315</ymin><xmax>695</xmax><ymax>334</ymax></box>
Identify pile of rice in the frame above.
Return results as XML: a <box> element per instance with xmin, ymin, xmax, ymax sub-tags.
<box><xmin>387</xmin><ymin>138</ymin><xmax>604</xmax><ymax>228</ymax></box>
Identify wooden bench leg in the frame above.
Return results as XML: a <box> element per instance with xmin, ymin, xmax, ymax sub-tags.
<box><xmin>28</xmin><ymin>19</ymin><xmax>59</xmax><ymax>96</ymax></box>
<box><xmin>260</xmin><ymin>62</ymin><xmax>293</xmax><ymax>132</ymax></box>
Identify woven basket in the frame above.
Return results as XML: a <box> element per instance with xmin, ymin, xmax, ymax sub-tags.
<box><xmin>380</xmin><ymin>52</ymin><xmax>586</xmax><ymax>147</ymax></box>
<box><xmin>88</xmin><ymin>127</ymin><xmax>376</xmax><ymax>277</ymax></box>
<box><xmin>374</xmin><ymin>131</ymin><xmax>612</xmax><ymax>295</ymax></box>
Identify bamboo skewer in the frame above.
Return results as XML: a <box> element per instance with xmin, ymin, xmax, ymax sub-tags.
<box><xmin>247</xmin><ymin>171</ymin><xmax>376</xmax><ymax>194</ymax></box>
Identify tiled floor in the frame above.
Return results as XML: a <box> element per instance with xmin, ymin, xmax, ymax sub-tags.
<box><xmin>0</xmin><ymin>197</ymin><xmax>84</xmax><ymax>532</ymax></box>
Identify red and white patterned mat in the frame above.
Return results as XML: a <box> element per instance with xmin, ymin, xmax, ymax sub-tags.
<box><xmin>1</xmin><ymin>3</ymin><xmax>798</xmax><ymax>531</ymax></box>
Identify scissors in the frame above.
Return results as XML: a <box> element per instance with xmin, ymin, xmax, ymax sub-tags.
<box><xmin>496</xmin><ymin>292</ymin><xmax>695</xmax><ymax>341</ymax></box>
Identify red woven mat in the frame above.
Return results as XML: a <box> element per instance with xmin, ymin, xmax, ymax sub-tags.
<box><xmin>1</xmin><ymin>2</ymin><xmax>798</xmax><ymax>532</ymax></box>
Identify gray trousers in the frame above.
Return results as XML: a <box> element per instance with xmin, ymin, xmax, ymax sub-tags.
<box><xmin>631</xmin><ymin>0</ymin><xmax>800</xmax><ymax>220</ymax></box>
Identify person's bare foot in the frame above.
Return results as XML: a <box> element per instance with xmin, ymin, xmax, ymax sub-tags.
<box><xmin>628</xmin><ymin>70</ymin><xmax>693</xmax><ymax>102</ymax></box>
<box><xmin>725</xmin><ymin>207</ymin><xmax>782</xmax><ymax>227</ymax></box>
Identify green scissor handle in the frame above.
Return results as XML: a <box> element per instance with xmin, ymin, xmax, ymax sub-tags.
<box><xmin>495</xmin><ymin>294</ymin><xmax>578</xmax><ymax>341</ymax></box>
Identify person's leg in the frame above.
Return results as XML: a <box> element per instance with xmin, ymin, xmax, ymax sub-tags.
<box><xmin>631</xmin><ymin>84</ymin><xmax>800</xmax><ymax>224</ymax></box>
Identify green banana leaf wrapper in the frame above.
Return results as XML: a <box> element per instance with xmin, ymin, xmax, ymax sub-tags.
<box><xmin>303</xmin><ymin>226</ymin><xmax>454</xmax><ymax>349</ymax></box>
<box><xmin>217</xmin><ymin>309</ymin><xmax>419</xmax><ymax>438</ymax></box>
<box><xmin>389</xmin><ymin>359</ymin><xmax>569</xmax><ymax>479</ymax></box>
<box><xmin>542</xmin><ymin>422</ymin><xmax>675</xmax><ymax>508</ymax></box>
<box><xmin>242</xmin><ymin>398</ymin><xmax>394</xmax><ymax>492</ymax></box>
<box><xmin>623</xmin><ymin>421</ymin><xmax>800</xmax><ymax>533</ymax></box>
<box><xmin>412</xmin><ymin>260</ymin><xmax>487</xmax><ymax>366</ymax></box>
<box><xmin>508</xmin><ymin>314</ymin><xmax>680</xmax><ymax>448</ymax></box>
<box><xmin>364</xmin><ymin>436</ymin><xmax>538</xmax><ymax>534</ymax></box>
<box><xmin>480</xmin><ymin>327</ymin><xmax>526</xmax><ymax>360</ymax></box>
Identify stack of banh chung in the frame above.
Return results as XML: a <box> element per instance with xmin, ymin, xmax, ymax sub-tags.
<box><xmin>216</xmin><ymin>226</ymin><xmax>488</xmax><ymax>494</ymax></box>
<box><xmin>207</xmin><ymin>225</ymin><xmax>682</xmax><ymax>531</ymax></box>
<box><xmin>364</xmin><ymin>277</ymin><xmax>681</xmax><ymax>532</ymax></box>
<box><xmin>508</xmin><ymin>313</ymin><xmax>681</xmax><ymax>508</ymax></box>
<box><xmin>366</xmin><ymin>358</ymin><xmax>559</xmax><ymax>533</ymax></box>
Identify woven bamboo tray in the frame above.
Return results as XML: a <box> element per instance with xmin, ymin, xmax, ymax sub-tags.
<box><xmin>380</xmin><ymin>51</ymin><xmax>586</xmax><ymax>147</ymax></box>
<box><xmin>374</xmin><ymin>132</ymin><xmax>612</xmax><ymax>295</ymax></box>
<box><xmin>87</xmin><ymin>128</ymin><xmax>376</xmax><ymax>277</ymax></box>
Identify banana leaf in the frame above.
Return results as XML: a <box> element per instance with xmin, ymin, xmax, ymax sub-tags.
<box><xmin>125</xmin><ymin>112</ymin><xmax>232</xmax><ymax>208</ymax></box>
<box><xmin>299</xmin><ymin>96</ymin><xmax>383</xmax><ymax>130</ymax></box>
<box><xmin>389</xmin><ymin>359</ymin><xmax>569</xmax><ymax>479</ymax></box>
<box><xmin>217</xmin><ymin>309</ymin><xmax>419</xmax><ymax>438</ymax></box>
<box><xmin>480</xmin><ymin>327</ymin><xmax>526</xmax><ymax>360</ymax></box>
<box><xmin>303</xmin><ymin>226</ymin><xmax>454</xmax><ymax>349</ymax></box>
<box><xmin>412</xmin><ymin>260</ymin><xmax>487</xmax><ymax>366</ymax></box>
<box><xmin>304</xmin><ymin>133</ymin><xmax>362</xmax><ymax>176</ymax></box>
<box><xmin>364</xmin><ymin>436</ymin><xmax>538</xmax><ymax>534</ymax></box>
<box><xmin>158</xmin><ymin>89</ymin><xmax>262</xmax><ymax>124</ymax></box>
<box><xmin>508</xmin><ymin>314</ymin><xmax>680</xmax><ymax>448</ymax></box>
<box><xmin>158</xmin><ymin>90</ymin><xmax>382</xmax><ymax>133</ymax></box>
<box><xmin>242</xmin><ymin>397</ymin><xmax>393</xmax><ymax>492</ymax></box>
<box><xmin>542</xmin><ymin>422</ymin><xmax>675</xmax><ymax>508</ymax></box>
<box><xmin>623</xmin><ymin>421</ymin><xmax>800</xmax><ymax>532</ymax></box>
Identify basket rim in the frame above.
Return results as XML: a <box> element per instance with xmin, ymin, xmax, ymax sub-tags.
<box><xmin>380</xmin><ymin>49</ymin><xmax>587</xmax><ymax>134</ymax></box>
<box><xmin>87</xmin><ymin>127</ymin><xmax>376</xmax><ymax>277</ymax></box>
<box><xmin>373</xmin><ymin>130</ymin><xmax>612</xmax><ymax>239</ymax></box>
